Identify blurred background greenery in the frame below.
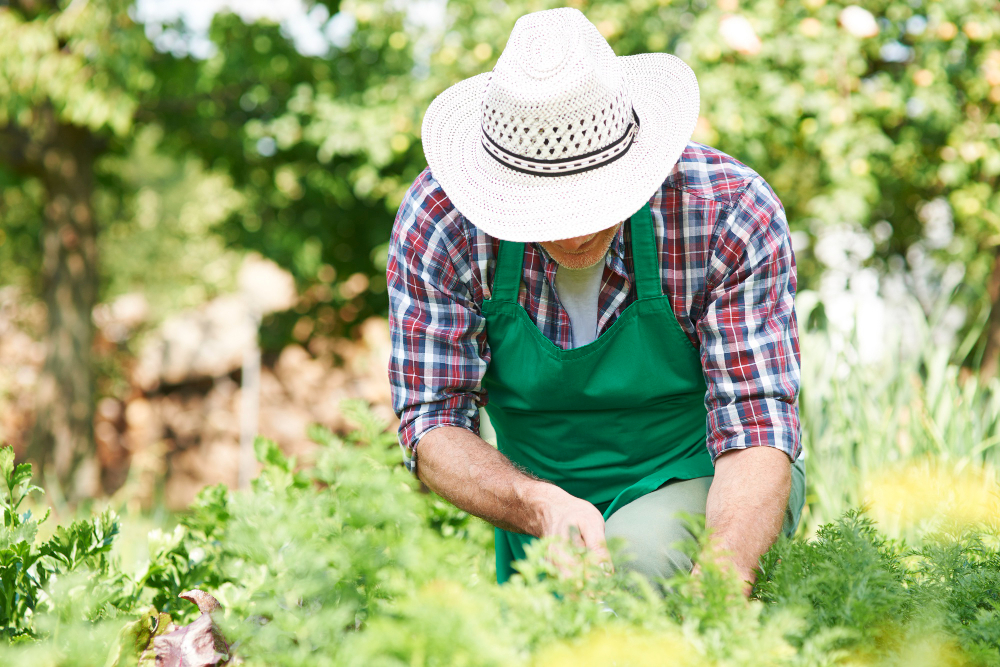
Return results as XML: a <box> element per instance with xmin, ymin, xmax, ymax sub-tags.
<box><xmin>0</xmin><ymin>0</ymin><xmax>998</xmax><ymax>526</ymax></box>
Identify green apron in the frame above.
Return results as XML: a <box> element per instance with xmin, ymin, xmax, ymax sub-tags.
<box><xmin>482</xmin><ymin>202</ymin><xmax>718</xmax><ymax>584</ymax></box>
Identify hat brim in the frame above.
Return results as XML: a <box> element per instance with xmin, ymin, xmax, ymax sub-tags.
<box><xmin>420</xmin><ymin>53</ymin><xmax>700</xmax><ymax>243</ymax></box>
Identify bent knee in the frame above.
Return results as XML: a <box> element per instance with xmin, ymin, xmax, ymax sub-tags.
<box><xmin>605</xmin><ymin>519</ymin><xmax>694</xmax><ymax>584</ymax></box>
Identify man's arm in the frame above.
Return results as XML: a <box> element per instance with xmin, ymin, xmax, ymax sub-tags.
<box><xmin>386</xmin><ymin>172</ymin><xmax>608</xmax><ymax>556</ymax></box>
<box><xmin>704</xmin><ymin>447</ymin><xmax>790</xmax><ymax>587</ymax></box>
<box><xmin>418</xmin><ymin>426</ymin><xmax>609</xmax><ymax>555</ymax></box>
<box><xmin>697</xmin><ymin>176</ymin><xmax>802</xmax><ymax>589</ymax></box>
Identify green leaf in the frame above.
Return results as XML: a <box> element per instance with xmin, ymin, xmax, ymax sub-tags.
<box><xmin>253</xmin><ymin>436</ymin><xmax>290</xmax><ymax>472</ymax></box>
<box><xmin>0</xmin><ymin>521</ymin><xmax>37</xmax><ymax>551</ymax></box>
<box><xmin>11</xmin><ymin>462</ymin><xmax>32</xmax><ymax>491</ymax></box>
<box><xmin>0</xmin><ymin>446</ymin><xmax>14</xmax><ymax>496</ymax></box>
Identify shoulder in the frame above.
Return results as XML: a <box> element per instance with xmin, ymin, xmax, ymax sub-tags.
<box><xmin>395</xmin><ymin>168</ymin><xmax>465</xmax><ymax>235</ymax></box>
<box><xmin>659</xmin><ymin>144</ymin><xmax>789</xmax><ymax>272</ymax></box>
<box><xmin>393</xmin><ymin>168</ymin><xmax>483</xmax><ymax>252</ymax></box>
<box><xmin>392</xmin><ymin>168</ymin><xmax>496</xmax><ymax>295</ymax></box>
<box><xmin>662</xmin><ymin>142</ymin><xmax>779</xmax><ymax>212</ymax></box>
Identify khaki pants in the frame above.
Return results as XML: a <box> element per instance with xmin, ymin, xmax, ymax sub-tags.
<box><xmin>605</xmin><ymin>456</ymin><xmax>806</xmax><ymax>587</ymax></box>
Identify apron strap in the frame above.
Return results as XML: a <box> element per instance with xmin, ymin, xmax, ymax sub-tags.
<box><xmin>492</xmin><ymin>240</ymin><xmax>525</xmax><ymax>303</ymax></box>
<box><xmin>630</xmin><ymin>202</ymin><xmax>663</xmax><ymax>300</ymax></box>
<box><xmin>493</xmin><ymin>203</ymin><xmax>658</xmax><ymax>303</ymax></box>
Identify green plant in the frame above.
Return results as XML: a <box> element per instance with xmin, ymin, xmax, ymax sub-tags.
<box><xmin>0</xmin><ymin>446</ymin><xmax>119</xmax><ymax>638</ymax></box>
<box><xmin>799</xmin><ymin>320</ymin><xmax>1000</xmax><ymax>538</ymax></box>
<box><xmin>0</xmin><ymin>402</ymin><xmax>997</xmax><ymax>665</ymax></box>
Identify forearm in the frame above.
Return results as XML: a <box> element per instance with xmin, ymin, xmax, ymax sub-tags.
<box><xmin>416</xmin><ymin>426</ymin><xmax>557</xmax><ymax>536</ymax></box>
<box><xmin>704</xmin><ymin>446</ymin><xmax>791</xmax><ymax>585</ymax></box>
<box><xmin>417</xmin><ymin>426</ymin><xmax>610</xmax><ymax>557</ymax></box>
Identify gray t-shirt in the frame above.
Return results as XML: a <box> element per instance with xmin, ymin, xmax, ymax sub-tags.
<box><xmin>553</xmin><ymin>256</ymin><xmax>606</xmax><ymax>348</ymax></box>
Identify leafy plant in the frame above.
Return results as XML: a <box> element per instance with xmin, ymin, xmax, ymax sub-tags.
<box><xmin>0</xmin><ymin>446</ymin><xmax>120</xmax><ymax>638</ymax></box>
<box><xmin>1</xmin><ymin>402</ymin><xmax>999</xmax><ymax>665</ymax></box>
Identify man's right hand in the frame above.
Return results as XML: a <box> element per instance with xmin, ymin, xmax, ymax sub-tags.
<box><xmin>531</xmin><ymin>483</ymin><xmax>611</xmax><ymax>564</ymax></box>
<box><xmin>417</xmin><ymin>426</ymin><xmax>611</xmax><ymax>565</ymax></box>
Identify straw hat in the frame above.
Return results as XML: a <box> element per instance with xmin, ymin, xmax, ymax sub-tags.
<box><xmin>421</xmin><ymin>7</ymin><xmax>700</xmax><ymax>243</ymax></box>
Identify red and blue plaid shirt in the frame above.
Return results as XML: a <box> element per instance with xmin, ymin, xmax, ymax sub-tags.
<box><xmin>387</xmin><ymin>142</ymin><xmax>801</xmax><ymax>475</ymax></box>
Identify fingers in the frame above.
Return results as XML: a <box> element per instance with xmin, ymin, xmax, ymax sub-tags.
<box><xmin>569</xmin><ymin>515</ymin><xmax>612</xmax><ymax>574</ymax></box>
<box><xmin>578</xmin><ymin>519</ymin><xmax>610</xmax><ymax>562</ymax></box>
<box><xmin>568</xmin><ymin>523</ymin><xmax>587</xmax><ymax>549</ymax></box>
<box><xmin>542</xmin><ymin>496</ymin><xmax>613</xmax><ymax>573</ymax></box>
<box><xmin>565</xmin><ymin>511</ymin><xmax>604</xmax><ymax>548</ymax></box>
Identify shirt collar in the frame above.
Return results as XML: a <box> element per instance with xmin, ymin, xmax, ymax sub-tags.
<box><xmin>609</xmin><ymin>221</ymin><xmax>627</xmax><ymax>260</ymax></box>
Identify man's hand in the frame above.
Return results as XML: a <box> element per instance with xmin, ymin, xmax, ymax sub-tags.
<box><xmin>532</xmin><ymin>483</ymin><xmax>610</xmax><ymax>564</ymax></box>
<box><xmin>703</xmin><ymin>446</ymin><xmax>792</xmax><ymax>595</ymax></box>
<box><xmin>417</xmin><ymin>426</ymin><xmax>611</xmax><ymax>565</ymax></box>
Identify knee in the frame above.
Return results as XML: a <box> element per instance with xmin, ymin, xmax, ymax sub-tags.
<box><xmin>605</xmin><ymin>518</ymin><xmax>694</xmax><ymax>586</ymax></box>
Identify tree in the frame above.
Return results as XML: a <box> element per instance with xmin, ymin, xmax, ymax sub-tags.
<box><xmin>0</xmin><ymin>0</ymin><xmax>153</xmax><ymax>498</ymax></box>
<box><xmin>146</xmin><ymin>4</ymin><xmax>417</xmax><ymax>345</ymax></box>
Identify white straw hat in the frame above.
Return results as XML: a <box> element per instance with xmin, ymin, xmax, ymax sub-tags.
<box><xmin>421</xmin><ymin>7</ymin><xmax>700</xmax><ymax>243</ymax></box>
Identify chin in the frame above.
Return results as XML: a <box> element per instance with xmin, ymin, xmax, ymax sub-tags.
<box><xmin>553</xmin><ymin>252</ymin><xmax>606</xmax><ymax>270</ymax></box>
<box><xmin>546</xmin><ymin>223</ymin><xmax>621</xmax><ymax>270</ymax></box>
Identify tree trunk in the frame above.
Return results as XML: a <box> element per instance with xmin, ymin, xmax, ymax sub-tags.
<box><xmin>980</xmin><ymin>247</ymin><xmax>1000</xmax><ymax>380</ymax></box>
<box><xmin>26</xmin><ymin>110</ymin><xmax>101</xmax><ymax>501</ymax></box>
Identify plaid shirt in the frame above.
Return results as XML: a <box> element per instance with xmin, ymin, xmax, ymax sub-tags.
<box><xmin>387</xmin><ymin>141</ymin><xmax>801</xmax><ymax>475</ymax></box>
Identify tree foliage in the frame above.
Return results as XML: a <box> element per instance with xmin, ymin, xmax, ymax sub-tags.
<box><xmin>1</xmin><ymin>0</ymin><xmax>999</xmax><ymax>489</ymax></box>
<box><xmin>0</xmin><ymin>0</ymin><xmax>155</xmax><ymax>498</ymax></box>
<box><xmin>136</xmin><ymin>0</ymin><xmax>1000</xmax><ymax>354</ymax></box>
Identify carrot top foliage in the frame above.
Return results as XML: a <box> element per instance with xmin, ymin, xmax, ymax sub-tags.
<box><xmin>0</xmin><ymin>409</ymin><xmax>997</xmax><ymax>665</ymax></box>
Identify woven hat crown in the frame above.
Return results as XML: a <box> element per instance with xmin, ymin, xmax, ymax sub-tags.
<box><xmin>420</xmin><ymin>5</ymin><xmax>701</xmax><ymax>242</ymax></box>
<box><xmin>480</xmin><ymin>8</ymin><xmax>636</xmax><ymax>168</ymax></box>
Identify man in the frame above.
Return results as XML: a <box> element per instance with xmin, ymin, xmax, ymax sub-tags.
<box><xmin>387</xmin><ymin>7</ymin><xmax>805</xmax><ymax>589</ymax></box>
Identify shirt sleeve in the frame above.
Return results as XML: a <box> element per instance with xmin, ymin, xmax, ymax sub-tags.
<box><xmin>386</xmin><ymin>172</ymin><xmax>488</xmax><ymax>474</ymax></box>
<box><xmin>698</xmin><ymin>176</ymin><xmax>802</xmax><ymax>463</ymax></box>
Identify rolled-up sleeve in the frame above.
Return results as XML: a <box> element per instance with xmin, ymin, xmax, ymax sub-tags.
<box><xmin>698</xmin><ymin>177</ymin><xmax>802</xmax><ymax>463</ymax></box>
<box><xmin>387</xmin><ymin>172</ymin><xmax>488</xmax><ymax>474</ymax></box>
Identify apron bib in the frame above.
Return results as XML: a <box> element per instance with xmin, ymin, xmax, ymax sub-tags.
<box><xmin>482</xmin><ymin>203</ymin><xmax>716</xmax><ymax>584</ymax></box>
